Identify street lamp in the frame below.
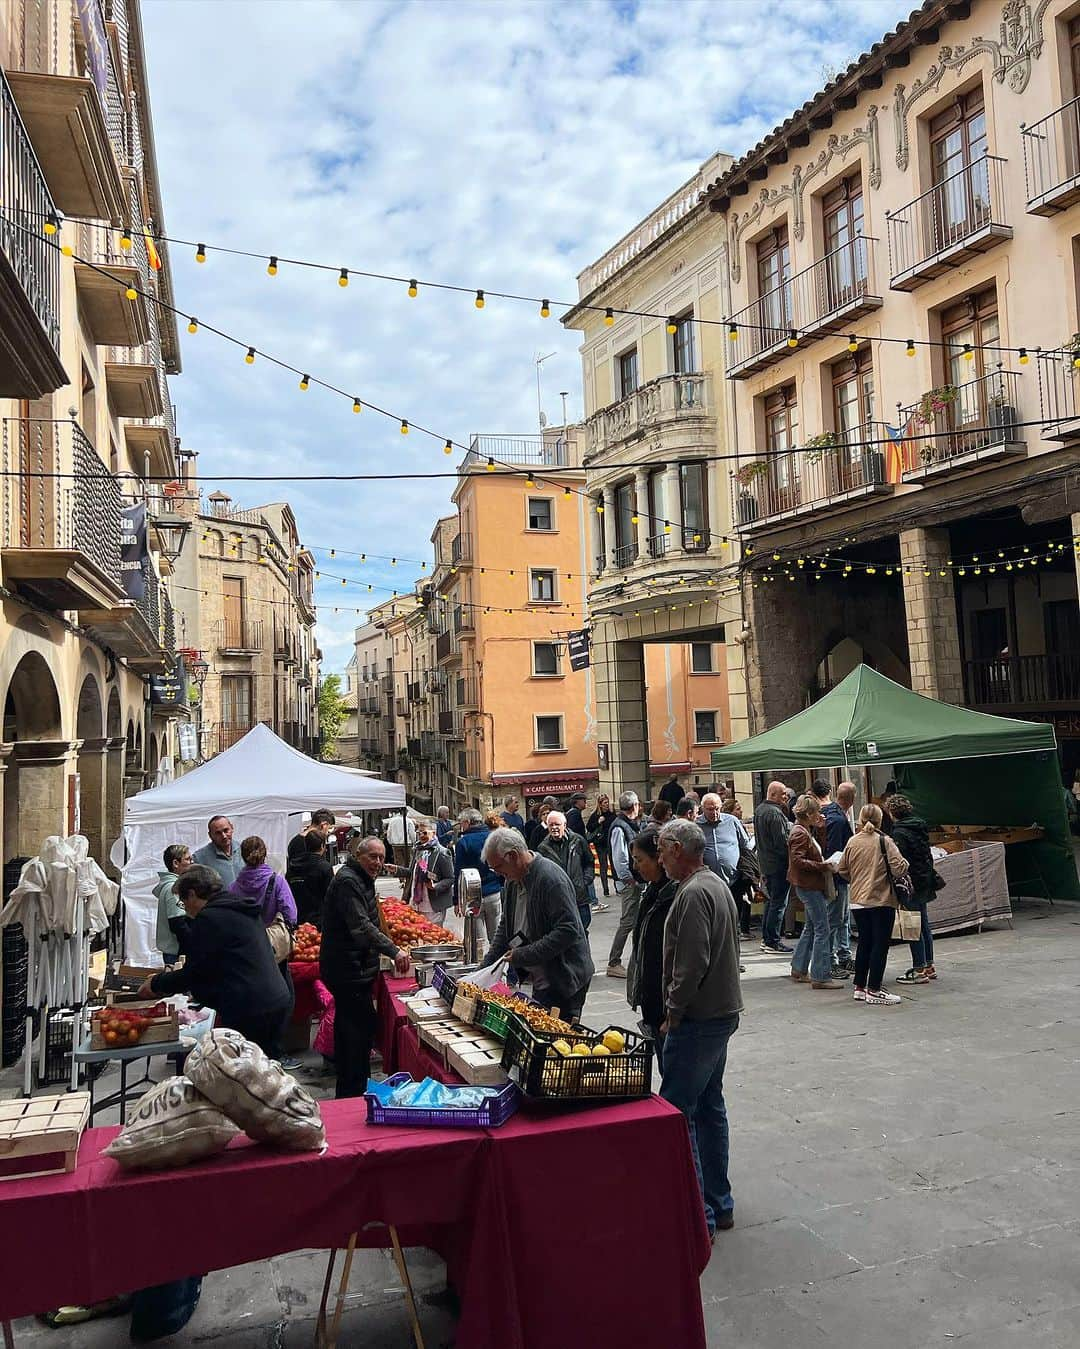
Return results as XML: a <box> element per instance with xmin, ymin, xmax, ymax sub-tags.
<box><xmin>185</xmin><ymin>653</ymin><xmax>209</xmax><ymax>763</ymax></box>
<box><xmin>152</xmin><ymin>513</ymin><xmax>191</xmax><ymax>566</ymax></box>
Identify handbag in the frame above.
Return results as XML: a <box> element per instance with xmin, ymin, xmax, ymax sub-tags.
<box><xmin>735</xmin><ymin>834</ymin><xmax>761</xmax><ymax>881</ymax></box>
<box><xmin>879</xmin><ymin>834</ymin><xmax>914</xmax><ymax>905</ymax></box>
<box><xmin>892</xmin><ymin>908</ymin><xmax>923</xmax><ymax>941</ymax></box>
<box><xmin>263</xmin><ymin>877</ymin><xmax>293</xmax><ymax>963</ymax></box>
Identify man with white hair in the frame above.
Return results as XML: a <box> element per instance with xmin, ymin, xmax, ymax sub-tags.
<box><xmin>537</xmin><ymin>810</ymin><xmax>595</xmax><ymax>931</ymax></box>
<box><xmin>657</xmin><ymin>818</ymin><xmax>743</xmax><ymax>1238</ymax></box>
<box><xmin>698</xmin><ymin>793</ymin><xmax>750</xmax><ymax>884</ymax></box>
<box><xmin>606</xmin><ymin>790</ymin><xmax>642</xmax><ymax>979</ymax></box>
<box><xmin>479</xmin><ymin>827</ymin><xmax>594</xmax><ymax>1021</ymax></box>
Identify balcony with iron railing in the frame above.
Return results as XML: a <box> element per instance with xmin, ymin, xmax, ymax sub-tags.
<box><xmin>464</xmin><ymin>432</ymin><xmax>578</xmax><ymax>469</ymax></box>
<box><xmin>964</xmin><ymin>653</ymin><xmax>1080</xmax><ymax>710</ymax></box>
<box><xmin>1036</xmin><ymin>348</ymin><xmax>1080</xmax><ymax>442</ymax></box>
<box><xmin>886</xmin><ymin>156</ymin><xmax>1011</xmax><ymax>292</ymax></box>
<box><xmin>456</xmin><ymin>672</ymin><xmax>479</xmax><ymax>709</ymax></box>
<box><xmin>453</xmin><ymin>603</ymin><xmax>475</xmax><ymax>635</ymax></box>
<box><xmin>0</xmin><ymin>71</ymin><xmax>66</xmax><ymax>398</ymax></box>
<box><xmin>218</xmin><ymin>617</ymin><xmax>264</xmax><ymax>655</ymax></box>
<box><xmin>436</xmin><ymin>628</ymin><xmax>460</xmax><ymax>663</ymax></box>
<box><xmin>585</xmin><ymin>372</ymin><xmax>712</xmax><ymax>459</ymax></box>
<box><xmin>438</xmin><ymin>708</ymin><xmax>463</xmax><ymax>737</ymax></box>
<box><xmin>726</xmin><ymin>237</ymin><xmax>882</xmax><ymax>379</ymax></box>
<box><xmin>407</xmin><ymin>680</ymin><xmax>422</xmax><ymax>702</ymax></box>
<box><xmin>1022</xmin><ymin>97</ymin><xmax>1080</xmax><ymax>216</ymax></box>
<box><xmin>420</xmin><ymin>729</ymin><xmax>446</xmax><ymax>764</ymax></box>
<box><xmin>612</xmin><ymin>541</ymin><xmax>638</xmax><ymax>569</ymax></box>
<box><xmin>0</xmin><ymin>416</ymin><xmax>127</xmax><ymax>610</ymax></box>
<box><xmin>213</xmin><ymin>723</ymin><xmax>257</xmax><ymax>755</ymax></box>
<box><xmin>74</xmin><ymin>220</ymin><xmax>151</xmax><ymax>348</ymax></box>
<box><xmin>450</xmin><ymin>532</ymin><xmax>473</xmax><ymax>564</ymax></box>
<box><xmin>895</xmin><ymin>369</ymin><xmax>1024</xmax><ymax>483</ymax></box>
<box><xmin>731</xmin><ymin>421</ymin><xmax>895</xmax><ymax>532</ymax></box>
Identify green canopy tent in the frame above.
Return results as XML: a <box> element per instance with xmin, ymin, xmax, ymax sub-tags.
<box><xmin>711</xmin><ymin>664</ymin><xmax>1079</xmax><ymax>901</ymax></box>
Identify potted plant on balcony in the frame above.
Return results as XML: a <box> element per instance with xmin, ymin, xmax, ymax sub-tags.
<box><xmin>915</xmin><ymin>384</ymin><xmax>959</xmax><ymax>425</ymax></box>
<box><xmin>733</xmin><ymin>460</ymin><xmax>767</xmax><ymax>524</ymax></box>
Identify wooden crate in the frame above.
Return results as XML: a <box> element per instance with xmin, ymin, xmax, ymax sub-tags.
<box><xmin>448</xmin><ymin>1042</ymin><xmax>508</xmax><ymax>1086</ymax></box>
<box><xmin>0</xmin><ymin>1093</ymin><xmax>90</xmax><ymax>1181</ymax></box>
<box><xmin>402</xmin><ymin>993</ymin><xmax>453</xmax><ymax>1026</ymax></box>
<box><xmin>418</xmin><ymin>1019</ymin><xmax>469</xmax><ymax>1061</ymax></box>
<box><xmin>91</xmin><ymin>1002</ymin><xmax>180</xmax><ymax>1050</ymax></box>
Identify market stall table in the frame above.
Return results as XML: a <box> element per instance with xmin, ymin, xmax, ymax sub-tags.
<box><xmin>0</xmin><ymin>1096</ymin><xmax>709</xmax><ymax>1349</ymax></box>
<box><xmin>929</xmin><ymin>841</ymin><xmax>1013</xmax><ymax>933</ymax></box>
<box><xmin>374</xmin><ymin>971</ymin><xmax>416</xmax><ymax>1072</ymax></box>
<box><xmin>72</xmin><ymin>1011</ymin><xmax>217</xmax><ymax>1123</ymax></box>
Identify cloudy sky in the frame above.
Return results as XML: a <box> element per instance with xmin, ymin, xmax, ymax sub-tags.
<box><xmin>142</xmin><ymin>0</ymin><xmax>909</xmax><ymax>672</ymax></box>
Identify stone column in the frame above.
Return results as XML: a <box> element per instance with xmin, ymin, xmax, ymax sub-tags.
<box><xmin>663</xmin><ymin>464</ymin><xmax>681</xmax><ymax>552</ymax></box>
<box><xmin>634</xmin><ymin>469</ymin><xmax>650</xmax><ymax>560</ymax></box>
<box><xmin>104</xmin><ymin>736</ymin><xmax>126</xmax><ymax>878</ymax></box>
<box><xmin>899</xmin><ymin>527</ymin><xmax>964</xmax><ymax>704</ymax></box>
<box><xmin>601</xmin><ymin>484</ymin><xmax>616</xmax><ymax>569</ymax></box>
<box><xmin>75</xmin><ymin>737</ymin><xmax>109</xmax><ymax>867</ymax></box>
<box><xmin>0</xmin><ymin>742</ymin><xmax>12</xmax><ymax>868</ymax></box>
<box><xmin>10</xmin><ymin>741</ymin><xmax>80</xmax><ymax>858</ymax></box>
<box><xmin>591</xmin><ymin>494</ymin><xmax>605</xmax><ymax>575</ymax></box>
<box><xmin>592</xmin><ymin>621</ymin><xmax>648</xmax><ymax>801</ymax></box>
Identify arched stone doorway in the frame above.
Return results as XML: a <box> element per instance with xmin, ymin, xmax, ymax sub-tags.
<box><xmin>2</xmin><ymin>652</ymin><xmax>69</xmax><ymax>863</ymax></box>
<box><xmin>75</xmin><ymin>672</ymin><xmax>106</xmax><ymax>863</ymax></box>
<box><xmin>104</xmin><ymin>687</ymin><xmax>125</xmax><ymax>877</ymax></box>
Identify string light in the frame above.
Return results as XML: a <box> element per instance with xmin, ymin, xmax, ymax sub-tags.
<box><xmin>728</xmin><ymin>322</ymin><xmax>738</xmax><ymax>341</ymax></box>
<box><xmin>487</xmin><ymin>458</ymin><xmax>496</xmax><ymax>472</ymax></box>
<box><xmin>666</xmin><ymin>317</ymin><xmax>677</xmax><ymax>335</ymax></box>
<box><xmin>244</xmin><ymin>347</ymin><xmax>256</xmax><ymax>364</ymax></box>
<box><xmin>475</xmin><ymin>289</ymin><xmax>485</xmax><ymax>309</ymax></box>
<box><xmin>906</xmin><ymin>339</ymin><xmax>916</xmax><ymax>357</ymax></box>
<box><xmin>847</xmin><ymin>335</ymin><xmax>858</xmax><ymax>353</ymax></box>
<box><xmin>125</xmin><ymin>285</ymin><xmax>137</xmax><ymax>300</ymax></box>
<box><xmin>787</xmin><ymin>330</ymin><xmax>798</xmax><ymax>349</ymax></box>
<box><xmin>962</xmin><ymin>343</ymin><xmax>974</xmax><ymax>361</ymax></box>
<box><xmin>604</xmin><ymin>307</ymin><xmax>615</xmax><ymax>326</ymax></box>
<box><xmin>299</xmin><ymin>374</ymin><xmax>310</xmax><ymax>391</ymax></box>
<box><xmin>187</xmin><ymin>317</ymin><xmax>198</xmax><ymax>334</ymax></box>
<box><xmin>267</xmin><ymin>256</ymin><xmax>278</xmax><ymax>276</ymax></box>
<box><xmin>540</xmin><ymin>299</ymin><xmax>550</xmax><ymax>318</ymax></box>
<box><xmin>444</xmin><ymin>440</ymin><xmax>453</xmax><ymax>454</ymax></box>
<box><xmin>408</xmin><ymin>278</ymin><xmax>418</xmax><ymax>297</ymax></box>
<box><xmin>43</xmin><ymin>213</ymin><xmax>59</xmax><ymax>235</ymax></box>
<box><xmin>1019</xmin><ymin>347</ymin><xmax>1029</xmax><ymax>364</ymax></box>
<box><xmin>195</xmin><ymin>243</ymin><xmax>206</xmax><ymax>263</ymax></box>
<box><xmin>353</xmin><ymin>397</ymin><xmax>362</xmax><ymax>413</ymax></box>
<box><xmin>338</xmin><ymin>268</ymin><xmax>349</xmax><ymax>288</ymax></box>
<box><xmin>400</xmin><ymin>419</ymin><xmax>409</xmax><ymax>434</ymax></box>
<box><xmin>119</xmin><ymin>230</ymin><xmax>132</xmax><ymax>251</ymax></box>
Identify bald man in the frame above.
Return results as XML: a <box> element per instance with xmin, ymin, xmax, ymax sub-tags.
<box><xmin>753</xmin><ymin>782</ymin><xmax>794</xmax><ymax>954</ymax></box>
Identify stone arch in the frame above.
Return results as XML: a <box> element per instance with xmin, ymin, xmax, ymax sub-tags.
<box><xmin>0</xmin><ymin>616</ymin><xmax>70</xmax><ymax>741</ymax></box>
<box><xmin>76</xmin><ymin>672</ymin><xmax>104</xmax><ymax>741</ymax></box>
<box><xmin>815</xmin><ymin>635</ymin><xmax>909</xmax><ymax>691</ymax></box>
<box><xmin>106</xmin><ymin>687</ymin><xmax>122</xmax><ymax>737</ymax></box>
<box><xmin>3</xmin><ymin>651</ymin><xmax>62</xmax><ymax>742</ymax></box>
<box><xmin>75</xmin><ymin>673</ymin><xmax>106</xmax><ymax>859</ymax></box>
<box><xmin>2</xmin><ymin>652</ymin><xmax>65</xmax><ymax>863</ymax></box>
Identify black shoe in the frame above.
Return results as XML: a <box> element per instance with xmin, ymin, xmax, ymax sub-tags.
<box><xmin>829</xmin><ymin>966</ymin><xmax>852</xmax><ymax>980</ymax></box>
<box><xmin>837</xmin><ymin>955</ymin><xmax>856</xmax><ymax>973</ymax></box>
<box><xmin>713</xmin><ymin>1213</ymin><xmax>734</xmax><ymax>1236</ymax></box>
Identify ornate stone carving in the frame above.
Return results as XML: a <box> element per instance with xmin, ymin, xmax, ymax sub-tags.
<box><xmin>893</xmin><ymin>1</ymin><xmax>1048</xmax><ymax>170</ymax></box>
<box><xmin>728</xmin><ymin>112</ymin><xmax>880</xmax><ymax>279</ymax></box>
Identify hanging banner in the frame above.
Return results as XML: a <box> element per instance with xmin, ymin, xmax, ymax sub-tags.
<box><xmin>149</xmin><ymin>656</ymin><xmax>187</xmax><ymax>707</ymax></box>
<box><xmin>75</xmin><ymin>0</ymin><xmax>110</xmax><ymax>101</ymax></box>
<box><xmin>567</xmin><ymin>629</ymin><xmax>591</xmax><ymax>671</ymax></box>
<box><xmin>120</xmin><ymin>503</ymin><xmax>147</xmax><ymax>601</ymax></box>
<box><xmin>178</xmin><ymin>723</ymin><xmax>198</xmax><ymax>762</ymax></box>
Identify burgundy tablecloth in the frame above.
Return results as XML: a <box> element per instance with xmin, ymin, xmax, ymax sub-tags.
<box><xmin>287</xmin><ymin>959</ymin><xmax>325</xmax><ymax>1022</ymax></box>
<box><xmin>395</xmin><ymin>1021</ymin><xmax>459</xmax><ymax>1086</ymax></box>
<box><xmin>374</xmin><ymin>971</ymin><xmax>416</xmax><ymax>1071</ymax></box>
<box><xmin>0</xmin><ymin>1097</ymin><xmax>708</xmax><ymax>1347</ymax></box>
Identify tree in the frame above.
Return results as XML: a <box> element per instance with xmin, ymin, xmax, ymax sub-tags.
<box><xmin>318</xmin><ymin>674</ymin><xmax>347</xmax><ymax>761</ymax></box>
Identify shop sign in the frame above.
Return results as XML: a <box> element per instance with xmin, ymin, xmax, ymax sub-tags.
<box><xmin>567</xmin><ymin>629</ymin><xmax>591</xmax><ymax>671</ymax></box>
<box><xmin>521</xmin><ymin>776</ymin><xmax>595</xmax><ymax>798</ymax></box>
<box><xmin>597</xmin><ymin>742</ymin><xmax>610</xmax><ymax>771</ymax></box>
<box><xmin>149</xmin><ymin>657</ymin><xmax>188</xmax><ymax>707</ymax></box>
<box><xmin>1033</xmin><ymin>712</ymin><xmax>1080</xmax><ymax>738</ymax></box>
<box><xmin>119</xmin><ymin>503</ymin><xmax>148</xmax><ymax>601</ymax></box>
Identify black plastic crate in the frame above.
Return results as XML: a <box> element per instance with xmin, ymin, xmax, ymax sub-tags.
<box><xmin>40</xmin><ymin>1008</ymin><xmax>78</xmax><ymax>1086</ymax></box>
<box><xmin>501</xmin><ymin>1017</ymin><xmax>652</xmax><ymax>1103</ymax></box>
<box><xmin>1</xmin><ymin>922</ymin><xmax>29</xmax><ymax>1067</ymax></box>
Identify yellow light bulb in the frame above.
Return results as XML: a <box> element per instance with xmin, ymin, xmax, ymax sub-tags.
<box><xmin>267</xmin><ymin>256</ymin><xmax>278</xmax><ymax>276</ymax></box>
<box><xmin>486</xmin><ymin>458</ymin><xmax>495</xmax><ymax>471</ymax></box>
<box><xmin>631</xmin><ymin>513</ymin><xmax>639</xmax><ymax>524</ymax></box>
<box><xmin>444</xmin><ymin>439</ymin><xmax>453</xmax><ymax>454</ymax></box>
<box><xmin>787</xmin><ymin>330</ymin><xmax>798</xmax><ymax>349</ymax></box>
<box><xmin>187</xmin><ymin>318</ymin><xmax>198</xmax><ymax>334</ymax></box>
<box><xmin>43</xmin><ymin>214</ymin><xmax>58</xmax><ymax>235</ymax></box>
<box><xmin>962</xmin><ymin>343</ymin><xmax>974</xmax><ymax>361</ymax></box>
<box><xmin>299</xmin><ymin>375</ymin><xmax>310</xmax><ymax>391</ymax></box>
<box><xmin>847</xmin><ymin>335</ymin><xmax>858</xmax><ymax>352</ymax></box>
<box><xmin>400</xmin><ymin>420</ymin><xmax>409</xmax><ymax>434</ymax></box>
<box><xmin>728</xmin><ymin>324</ymin><xmax>738</xmax><ymax>341</ymax></box>
<box><xmin>119</xmin><ymin>231</ymin><xmax>132</xmax><ymax>251</ymax></box>
<box><xmin>195</xmin><ymin>243</ymin><xmax>206</xmax><ymax>263</ymax></box>
<box><xmin>125</xmin><ymin>286</ymin><xmax>137</xmax><ymax>300</ymax></box>
<box><xmin>338</xmin><ymin>268</ymin><xmax>349</xmax><ymax>287</ymax></box>
<box><xmin>664</xmin><ymin>522</ymin><xmax>671</xmax><ymax>534</ymax></box>
<box><xmin>61</xmin><ymin>244</ymin><xmax>72</xmax><ymax>256</ymax></box>
<box><xmin>1018</xmin><ymin>347</ymin><xmax>1029</xmax><ymax>365</ymax></box>
<box><xmin>475</xmin><ymin>289</ymin><xmax>485</xmax><ymax>309</ymax></box>
<box><xmin>604</xmin><ymin>307</ymin><xmax>614</xmax><ymax>325</ymax></box>
<box><xmin>564</xmin><ymin>487</ymin><xmax>571</xmax><ymax>499</ymax></box>
<box><xmin>353</xmin><ymin>398</ymin><xmax>362</xmax><ymax>413</ymax></box>
<box><xmin>540</xmin><ymin>299</ymin><xmax>550</xmax><ymax>317</ymax></box>
<box><xmin>407</xmin><ymin>279</ymin><xmax>418</xmax><ymax>297</ymax></box>
<box><xmin>245</xmin><ymin>347</ymin><xmax>256</xmax><ymax>364</ymax></box>
<box><xmin>666</xmin><ymin>318</ymin><xmax>677</xmax><ymax>335</ymax></box>
<box><xmin>906</xmin><ymin>339</ymin><xmax>916</xmax><ymax>357</ymax></box>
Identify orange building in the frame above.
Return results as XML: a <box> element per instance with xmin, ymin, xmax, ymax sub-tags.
<box><xmin>427</xmin><ymin>432</ymin><xmax>730</xmax><ymax>811</ymax></box>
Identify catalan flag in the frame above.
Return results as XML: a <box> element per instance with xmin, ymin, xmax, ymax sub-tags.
<box><xmin>145</xmin><ymin>231</ymin><xmax>162</xmax><ymax>271</ymax></box>
<box><xmin>885</xmin><ymin>419</ymin><xmax>917</xmax><ymax>483</ymax></box>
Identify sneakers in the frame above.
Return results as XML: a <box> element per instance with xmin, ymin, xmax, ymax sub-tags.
<box><xmin>836</xmin><ymin>954</ymin><xmax>856</xmax><ymax>973</ymax></box>
<box><xmin>852</xmin><ymin>986</ymin><xmax>867</xmax><ymax>1001</ymax></box>
<box><xmin>828</xmin><ymin>965</ymin><xmax>852</xmax><ymax>981</ymax></box>
<box><xmin>606</xmin><ymin>962</ymin><xmax>628</xmax><ymax>979</ymax></box>
<box><xmin>923</xmin><ymin>964</ymin><xmax>938</xmax><ymax>980</ymax></box>
<box><xmin>864</xmin><ymin>989</ymin><xmax>902</xmax><ymax>1005</ymax></box>
<box><xmin>760</xmin><ymin>942</ymin><xmax>794</xmax><ymax>955</ymax></box>
<box><xmin>811</xmin><ymin>980</ymin><xmax>847</xmax><ymax>990</ymax></box>
<box><xmin>896</xmin><ymin>968</ymin><xmax>930</xmax><ymax>984</ymax></box>
<box><xmin>279</xmin><ymin>1055</ymin><xmax>303</xmax><ymax>1071</ymax></box>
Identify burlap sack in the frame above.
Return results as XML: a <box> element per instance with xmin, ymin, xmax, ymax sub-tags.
<box><xmin>185</xmin><ymin>1028</ymin><xmax>326</xmax><ymax>1152</ymax></box>
<box><xmin>102</xmin><ymin>1076</ymin><xmax>239</xmax><ymax>1171</ymax></box>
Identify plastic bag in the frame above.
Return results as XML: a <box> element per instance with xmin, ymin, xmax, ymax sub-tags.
<box><xmin>470</xmin><ymin>957</ymin><xmax>509</xmax><ymax>991</ymax></box>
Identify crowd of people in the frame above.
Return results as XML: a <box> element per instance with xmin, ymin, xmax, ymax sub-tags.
<box><xmin>146</xmin><ymin>774</ymin><xmax>942</xmax><ymax>1244</ymax></box>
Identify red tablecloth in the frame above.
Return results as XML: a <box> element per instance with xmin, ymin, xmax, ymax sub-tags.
<box><xmin>374</xmin><ymin>971</ymin><xmax>417</xmax><ymax>1071</ymax></box>
<box><xmin>395</xmin><ymin>1021</ymin><xmax>459</xmax><ymax>1086</ymax></box>
<box><xmin>0</xmin><ymin>1097</ymin><xmax>708</xmax><ymax>1347</ymax></box>
<box><xmin>287</xmin><ymin>959</ymin><xmax>326</xmax><ymax>1022</ymax></box>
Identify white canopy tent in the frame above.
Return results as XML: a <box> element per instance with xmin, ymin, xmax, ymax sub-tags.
<box><xmin>120</xmin><ymin>724</ymin><xmax>405</xmax><ymax>965</ymax></box>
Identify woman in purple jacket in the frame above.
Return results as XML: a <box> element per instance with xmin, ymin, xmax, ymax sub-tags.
<box><xmin>230</xmin><ymin>836</ymin><xmax>298</xmax><ymax>1065</ymax></box>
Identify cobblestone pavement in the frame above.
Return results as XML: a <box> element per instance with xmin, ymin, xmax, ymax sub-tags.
<box><xmin>5</xmin><ymin>899</ymin><xmax>1080</xmax><ymax>1347</ymax></box>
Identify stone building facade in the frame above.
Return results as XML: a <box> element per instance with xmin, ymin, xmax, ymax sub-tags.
<box><xmin>0</xmin><ymin>0</ymin><xmax>183</xmax><ymax>874</ymax></box>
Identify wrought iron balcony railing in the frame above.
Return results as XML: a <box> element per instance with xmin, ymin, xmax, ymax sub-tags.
<box><xmin>1022</xmin><ymin>96</ymin><xmax>1080</xmax><ymax>215</ymax></box>
<box><xmin>895</xmin><ymin>370</ymin><xmax>1023</xmax><ymax>477</ymax></box>
<box><xmin>887</xmin><ymin>156</ymin><xmax>1011</xmax><ymax>290</ymax></box>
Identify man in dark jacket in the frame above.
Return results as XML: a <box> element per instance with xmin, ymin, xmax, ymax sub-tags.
<box><xmin>752</xmin><ymin>782</ymin><xmax>794</xmax><ymax>954</ymax></box>
<box><xmin>405</xmin><ymin>819</ymin><xmax>455</xmax><ymax>921</ymax></box>
<box><xmin>887</xmin><ymin>795</ymin><xmax>937</xmax><ymax>983</ymax></box>
<box><xmin>320</xmin><ymin>836</ymin><xmax>410</xmax><ymax>1098</ymax></box>
<box><xmin>287</xmin><ymin>831</ymin><xmax>334</xmax><ymax>929</ymax></box>
<box><xmin>564</xmin><ymin>794</ymin><xmax>588</xmax><ymax>839</ymax></box>
<box><xmin>537</xmin><ymin>810</ymin><xmax>595</xmax><ymax>931</ymax></box>
<box><xmin>287</xmin><ymin>808</ymin><xmax>336</xmax><ymax>867</ymax></box>
<box><xmin>139</xmin><ymin>866</ymin><xmax>291</xmax><ymax>1057</ymax></box>
<box><xmin>454</xmin><ymin>808</ymin><xmax>503</xmax><ymax>942</ymax></box>
<box><xmin>480</xmin><ymin>827</ymin><xmax>594</xmax><ymax>1022</ymax></box>
<box><xmin>658</xmin><ymin>774</ymin><xmax>685</xmax><ymax>812</ymax></box>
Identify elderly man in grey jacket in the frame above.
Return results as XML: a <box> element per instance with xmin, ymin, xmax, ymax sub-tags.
<box><xmin>480</xmin><ymin>827</ymin><xmax>594</xmax><ymax>1023</ymax></box>
<box><xmin>658</xmin><ymin>818</ymin><xmax>743</xmax><ymax>1239</ymax></box>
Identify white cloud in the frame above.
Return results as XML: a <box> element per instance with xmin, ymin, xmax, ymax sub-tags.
<box><xmin>142</xmin><ymin>0</ymin><xmax>909</xmax><ymax>670</ymax></box>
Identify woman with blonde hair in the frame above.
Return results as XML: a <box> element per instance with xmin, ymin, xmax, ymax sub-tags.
<box><xmin>838</xmin><ymin>805</ymin><xmax>909</xmax><ymax>1006</ymax></box>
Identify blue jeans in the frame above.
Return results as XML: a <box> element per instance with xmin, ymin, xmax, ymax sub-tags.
<box><xmin>660</xmin><ymin>1014</ymin><xmax>739</xmax><ymax>1234</ymax></box>
<box><xmin>829</xmin><ymin>880</ymin><xmax>852</xmax><ymax>960</ymax></box>
<box><xmin>909</xmin><ymin>902</ymin><xmax>934</xmax><ymax>968</ymax></box>
<box><xmin>762</xmin><ymin>870</ymin><xmax>789</xmax><ymax>947</ymax></box>
<box><xmin>792</xmin><ymin>887</ymin><xmax>832</xmax><ymax>982</ymax></box>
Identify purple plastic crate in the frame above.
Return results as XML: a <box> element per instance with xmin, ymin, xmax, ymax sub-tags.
<box><xmin>364</xmin><ymin>1072</ymin><xmax>520</xmax><ymax>1129</ymax></box>
<box><xmin>431</xmin><ymin>965</ymin><xmax>455</xmax><ymax>999</ymax></box>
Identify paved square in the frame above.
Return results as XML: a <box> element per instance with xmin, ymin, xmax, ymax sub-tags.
<box><xmin>6</xmin><ymin>901</ymin><xmax>1080</xmax><ymax>1347</ymax></box>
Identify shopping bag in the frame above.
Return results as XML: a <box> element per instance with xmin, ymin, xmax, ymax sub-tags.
<box><xmin>891</xmin><ymin>908</ymin><xmax>922</xmax><ymax>941</ymax></box>
<box><xmin>470</xmin><ymin>957</ymin><xmax>509</xmax><ymax>991</ymax></box>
